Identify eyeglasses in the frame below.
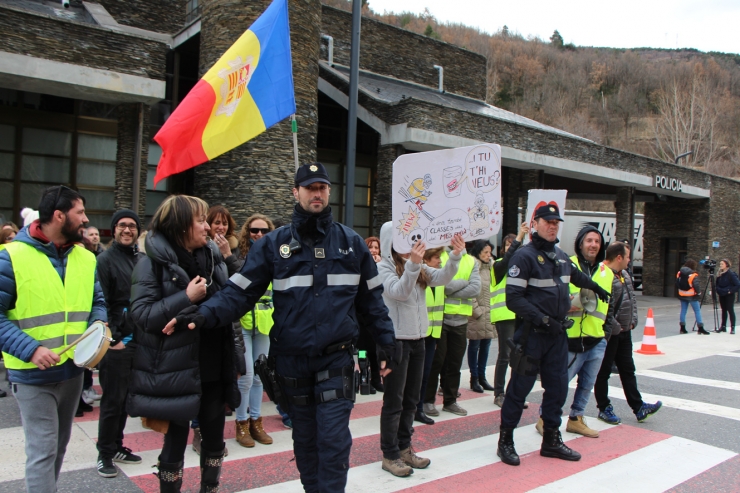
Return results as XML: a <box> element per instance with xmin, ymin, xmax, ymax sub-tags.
<box><xmin>249</xmin><ymin>228</ymin><xmax>270</xmax><ymax>235</ymax></box>
<box><xmin>116</xmin><ymin>223</ymin><xmax>138</xmax><ymax>232</ymax></box>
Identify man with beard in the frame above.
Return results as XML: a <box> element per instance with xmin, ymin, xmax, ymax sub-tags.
<box><xmin>0</xmin><ymin>185</ymin><xmax>106</xmax><ymax>493</ymax></box>
<box><xmin>165</xmin><ymin>163</ymin><xmax>397</xmax><ymax>493</ymax></box>
<box><xmin>94</xmin><ymin>209</ymin><xmax>143</xmax><ymax>478</ymax></box>
<box><xmin>496</xmin><ymin>204</ymin><xmax>609</xmax><ymax>467</ymax></box>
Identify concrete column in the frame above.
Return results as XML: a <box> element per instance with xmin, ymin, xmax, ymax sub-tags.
<box><xmin>501</xmin><ymin>167</ymin><xmax>520</xmax><ymax>238</ymax></box>
<box><xmin>194</xmin><ymin>0</ymin><xmax>321</xmax><ymax>228</ymax></box>
<box><xmin>373</xmin><ymin>144</ymin><xmax>403</xmax><ymax>233</ymax></box>
<box><xmin>115</xmin><ymin>103</ymin><xmax>149</xmax><ymax>216</ymax></box>
<box><xmin>614</xmin><ymin>187</ymin><xmax>633</xmax><ymax>243</ymax></box>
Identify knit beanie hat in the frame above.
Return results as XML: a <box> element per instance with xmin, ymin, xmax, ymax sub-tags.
<box><xmin>111</xmin><ymin>209</ymin><xmax>142</xmax><ymax>233</ymax></box>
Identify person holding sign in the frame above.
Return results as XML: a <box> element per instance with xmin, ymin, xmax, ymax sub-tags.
<box><xmin>376</xmin><ymin>222</ymin><xmax>465</xmax><ymax>477</ymax></box>
<box><xmin>496</xmin><ymin>203</ymin><xmax>610</xmax><ymax>467</ymax></box>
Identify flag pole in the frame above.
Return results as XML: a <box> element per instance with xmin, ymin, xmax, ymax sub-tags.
<box><xmin>291</xmin><ymin>114</ymin><xmax>299</xmax><ymax>171</ymax></box>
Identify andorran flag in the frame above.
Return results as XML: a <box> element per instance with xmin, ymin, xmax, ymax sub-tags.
<box><xmin>153</xmin><ymin>0</ymin><xmax>295</xmax><ymax>186</ymax></box>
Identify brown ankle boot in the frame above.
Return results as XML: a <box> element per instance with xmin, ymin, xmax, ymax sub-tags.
<box><xmin>249</xmin><ymin>417</ymin><xmax>273</xmax><ymax>445</ymax></box>
<box><xmin>235</xmin><ymin>420</ymin><xmax>255</xmax><ymax>448</ymax></box>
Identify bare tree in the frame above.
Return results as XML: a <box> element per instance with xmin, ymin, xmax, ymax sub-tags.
<box><xmin>653</xmin><ymin>69</ymin><xmax>721</xmax><ymax>169</ymax></box>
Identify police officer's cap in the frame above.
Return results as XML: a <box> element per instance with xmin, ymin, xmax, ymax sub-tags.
<box><xmin>533</xmin><ymin>203</ymin><xmax>564</xmax><ymax>222</ymax></box>
<box><xmin>295</xmin><ymin>162</ymin><xmax>331</xmax><ymax>188</ymax></box>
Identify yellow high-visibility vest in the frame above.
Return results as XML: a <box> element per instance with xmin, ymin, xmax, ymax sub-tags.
<box><xmin>490</xmin><ymin>259</ymin><xmax>516</xmax><ymax>322</ymax></box>
<box><xmin>240</xmin><ymin>283</ymin><xmax>274</xmax><ymax>335</ymax></box>
<box><xmin>425</xmin><ymin>285</ymin><xmax>445</xmax><ymax>338</ymax></box>
<box><xmin>2</xmin><ymin>242</ymin><xmax>96</xmax><ymax>370</ymax></box>
<box><xmin>567</xmin><ymin>256</ymin><xmax>613</xmax><ymax>339</ymax></box>
<box><xmin>440</xmin><ymin>252</ymin><xmax>475</xmax><ymax>316</ymax></box>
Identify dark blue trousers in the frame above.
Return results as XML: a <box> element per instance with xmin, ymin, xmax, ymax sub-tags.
<box><xmin>500</xmin><ymin>329</ymin><xmax>569</xmax><ymax>431</ymax></box>
<box><xmin>276</xmin><ymin>351</ymin><xmax>354</xmax><ymax>493</ymax></box>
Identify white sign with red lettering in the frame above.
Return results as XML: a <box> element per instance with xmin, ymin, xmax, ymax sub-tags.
<box><xmin>523</xmin><ymin>189</ymin><xmax>568</xmax><ymax>244</ymax></box>
<box><xmin>391</xmin><ymin>143</ymin><xmax>502</xmax><ymax>254</ymax></box>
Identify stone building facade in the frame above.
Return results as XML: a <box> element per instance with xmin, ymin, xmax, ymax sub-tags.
<box><xmin>0</xmin><ymin>0</ymin><xmax>737</xmax><ymax>296</ymax></box>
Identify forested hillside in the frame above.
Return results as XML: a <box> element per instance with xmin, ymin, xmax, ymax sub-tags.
<box><xmin>323</xmin><ymin>0</ymin><xmax>740</xmax><ymax>178</ymax></box>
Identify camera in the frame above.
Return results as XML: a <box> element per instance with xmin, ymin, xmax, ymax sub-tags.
<box><xmin>700</xmin><ymin>258</ymin><xmax>717</xmax><ymax>272</ymax></box>
<box><xmin>61</xmin><ymin>0</ymin><xmax>70</xmax><ymax>7</ymax></box>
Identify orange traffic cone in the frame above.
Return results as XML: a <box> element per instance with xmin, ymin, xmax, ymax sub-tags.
<box><xmin>635</xmin><ymin>308</ymin><xmax>664</xmax><ymax>355</ymax></box>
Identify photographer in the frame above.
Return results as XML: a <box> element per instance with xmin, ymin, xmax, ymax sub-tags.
<box><xmin>676</xmin><ymin>259</ymin><xmax>709</xmax><ymax>335</ymax></box>
<box><xmin>496</xmin><ymin>204</ymin><xmax>609</xmax><ymax>467</ymax></box>
<box><xmin>716</xmin><ymin>259</ymin><xmax>739</xmax><ymax>334</ymax></box>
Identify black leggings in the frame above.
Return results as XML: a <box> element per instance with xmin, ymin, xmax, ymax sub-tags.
<box><xmin>160</xmin><ymin>380</ymin><xmax>226</xmax><ymax>463</ymax></box>
<box><xmin>720</xmin><ymin>294</ymin><xmax>737</xmax><ymax>329</ymax></box>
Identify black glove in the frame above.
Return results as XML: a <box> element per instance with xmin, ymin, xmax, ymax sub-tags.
<box><xmin>592</xmin><ymin>285</ymin><xmax>611</xmax><ymax>303</ymax></box>
<box><xmin>174</xmin><ymin>305</ymin><xmax>206</xmax><ymax>332</ymax></box>
<box><xmin>376</xmin><ymin>341</ymin><xmax>403</xmax><ymax>371</ymax></box>
<box><xmin>543</xmin><ymin>318</ymin><xmax>564</xmax><ymax>336</ymax></box>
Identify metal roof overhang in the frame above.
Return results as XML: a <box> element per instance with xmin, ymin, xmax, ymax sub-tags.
<box><xmin>318</xmin><ymin>77</ymin><xmax>711</xmax><ymax>200</ymax></box>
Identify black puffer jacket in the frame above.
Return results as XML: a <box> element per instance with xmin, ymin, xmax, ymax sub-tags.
<box><xmin>96</xmin><ymin>241</ymin><xmax>142</xmax><ymax>346</ymax></box>
<box><xmin>127</xmin><ymin>232</ymin><xmax>238</xmax><ymax>422</ymax></box>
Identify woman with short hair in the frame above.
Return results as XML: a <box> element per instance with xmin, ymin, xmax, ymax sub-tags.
<box><xmin>467</xmin><ymin>240</ymin><xmax>496</xmax><ymax>393</ymax></box>
<box><xmin>128</xmin><ymin>195</ymin><xmax>239</xmax><ymax>493</ymax></box>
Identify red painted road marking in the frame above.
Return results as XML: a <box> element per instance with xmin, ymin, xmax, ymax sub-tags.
<box><xmin>398</xmin><ymin>425</ymin><xmax>671</xmax><ymax>493</ymax></box>
<box><xmin>131</xmin><ymin>406</ymin><xmax>541</xmax><ymax>493</ymax></box>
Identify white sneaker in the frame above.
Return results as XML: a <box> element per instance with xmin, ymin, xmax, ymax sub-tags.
<box><xmin>83</xmin><ymin>388</ymin><xmax>101</xmax><ymax>404</ymax></box>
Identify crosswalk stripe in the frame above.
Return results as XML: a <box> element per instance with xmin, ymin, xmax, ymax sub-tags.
<box><xmin>606</xmin><ymin>386</ymin><xmax>740</xmax><ymax>422</ymax></box>
<box><xmin>119</xmin><ymin>395</ymin><xmax>501</xmax><ymax>478</ymax></box>
<box><xmin>636</xmin><ymin>369</ymin><xmax>740</xmax><ymax>392</ymax></box>
<box><xmin>718</xmin><ymin>352</ymin><xmax>740</xmax><ymax>358</ymax></box>
<box><xmin>529</xmin><ymin>436</ymin><xmax>736</xmax><ymax>492</ymax></box>
<box><xmin>244</xmin><ymin>420</ymin><xmax>616</xmax><ymax>493</ymax></box>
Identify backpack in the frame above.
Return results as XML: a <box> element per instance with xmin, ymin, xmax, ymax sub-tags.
<box><xmin>676</xmin><ymin>271</ymin><xmax>691</xmax><ymax>291</ymax></box>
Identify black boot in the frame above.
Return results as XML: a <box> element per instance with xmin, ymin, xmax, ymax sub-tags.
<box><xmin>479</xmin><ymin>375</ymin><xmax>495</xmax><ymax>391</ymax></box>
<box><xmin>470</xmin><ymin>376</ymin><xmax>484</xmax><ymax>393</ymax></box>
<box><xmin>697</xmin><ymin>323</ymin><xmax>711</xmax><ymax>335</ymax></box>
<box><xmin>497</xmin><ymin>428</ymin><xmax>520</xmax><ymax>466</ymax></box>
<box><xmin>541</xmin><ymin>428</ymin><xmax>581</xmax><ymax>461</ymax></box>
<box><xmin>716</xmin><ymin>326</ymin><xmax>727</xmax><ymax>333</ymax></box>
<box><xmin>200</xmin><ymin>446</ymin><xmax>225</xmax><ymax>493</ymax></box>
<box><xmin>679</xmin><ymin>323</ymin><xmax>688</xmax><ymax>334</ymax></box>
<box><xmin>157</xmin><ymin>459</ymin><xmax>183</xmax><ymax>493</ymax></box>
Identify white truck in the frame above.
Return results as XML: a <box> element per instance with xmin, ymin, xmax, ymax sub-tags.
<box><xmin>559</xmin><ymin>210</ymin><xmax>644</xmax><ymax>289</ymax></box>
<box><xmin>504</xmin><ymin>210</ymin><xmax>644</xmax><ymax>289</ymax></box>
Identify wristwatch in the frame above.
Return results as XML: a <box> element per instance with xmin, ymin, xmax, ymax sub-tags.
<box><xmin>541</xmin><ymin>316</ymin><xmax>550</xmax><ymax>326</ymax></box>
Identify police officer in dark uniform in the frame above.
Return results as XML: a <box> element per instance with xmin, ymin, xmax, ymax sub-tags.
<box><xmin>165</xmin><ymin>162</ymin><xmax>396</xmax><ymax>493</ymax></box>
<box><xmin>496</xmin><ymin>203</ymin><xmax>610</xmax><ymax>466</ymax></box>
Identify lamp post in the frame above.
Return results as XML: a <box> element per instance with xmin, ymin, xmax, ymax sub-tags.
<box><xmin>674</xmin><ymin>150</ymin><xmax>693</xmax><ymax>165</ymax></box>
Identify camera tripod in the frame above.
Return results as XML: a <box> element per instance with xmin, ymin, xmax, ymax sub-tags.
<box><xmin>692</xmin><ymin>269</ymin><xmax>720</xmax><ymax>332</ymax></box>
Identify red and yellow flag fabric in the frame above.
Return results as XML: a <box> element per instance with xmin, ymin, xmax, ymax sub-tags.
<box><xmin>153</xmin><ymin>0</ymin><xmax>295</xmax><ymax>186</ymax></box>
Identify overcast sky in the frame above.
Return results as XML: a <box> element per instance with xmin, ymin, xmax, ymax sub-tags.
<box><xmin>365</xmin><ymin>0</ymin><xmax>740</xmax><ymax>54</ymax></box>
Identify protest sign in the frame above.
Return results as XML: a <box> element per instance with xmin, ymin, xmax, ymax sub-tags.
<box><xmin>523</xmin><ymin>189</ymin><xmax>567</xmax><ymax>244</ymax></box>
<box><xmin>392</xmin><ymin>143</ymin><xmax>502</xmax><ymax>254</ymax></box>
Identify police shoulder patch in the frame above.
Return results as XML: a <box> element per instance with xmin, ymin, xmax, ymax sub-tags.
<box><xmin>537</xmin><ymin>255</ymin><xmax>544</xmax><ymax>264</ymax></box>
<box><xmin>509</xmin><ymin>265</ymin><xmax>520</xmax><ymax>277</ymax></box>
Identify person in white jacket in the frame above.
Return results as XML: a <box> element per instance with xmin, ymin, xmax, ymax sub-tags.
<box><xmin>376</xmin><ymin>221</ymin><xmax>465</xmax><ymax>477</ymax></box>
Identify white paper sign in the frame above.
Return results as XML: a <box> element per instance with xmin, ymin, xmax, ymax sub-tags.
<box><xmin>524</xmin><ymin>189</ymin><xmax>568</xmax><ymax>244</ymax></box>
<box><xmin>392</xmin><ymin>144</ymin><xmax>502</xmax><ymax>254</ymax></box>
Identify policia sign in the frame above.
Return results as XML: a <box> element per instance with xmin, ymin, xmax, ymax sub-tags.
<box><xmin>655</xmin><ymin>174</ymin><xmax>683</xmax><ymax>192</ymax></box>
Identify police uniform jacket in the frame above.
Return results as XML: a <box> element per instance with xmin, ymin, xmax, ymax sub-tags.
<box><xmin>505</xmin><ymin>233</ymin><xmax>598</xmax><ymax>325</ymax></box>
<box><xmin>198</xmin><ymin>206</ymin><xmax>396</xmax><ymax>356</ymax></box>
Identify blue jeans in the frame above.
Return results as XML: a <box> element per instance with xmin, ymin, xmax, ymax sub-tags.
<box><xmin>680</xmin><ymin>300</ymin><xmax>704</xmax><ymax>325</ymax></box>
<box><xmin>236</xmin><ymin>329</ymin><xmax>271</xmax><ymax>421</ymax></box>
<box><xmin>567</xmin><ymin>338</ymin><xmax>607</xmax><ymax>417</ymax></box>
<box><xmin>467</xmin><ymin>339</ymin><xmax>492</xmax><ymax>378</ymax></box>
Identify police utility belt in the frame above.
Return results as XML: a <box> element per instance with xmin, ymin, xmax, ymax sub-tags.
<box><xmin>254</xmin><ymin>340</ymin><xmax>357</xmax><ymax>410</ymax></box>
<box><xmin>507</xmin><ymin>317</ymin><xmax>574</xmax><ymax>376</ymax></box>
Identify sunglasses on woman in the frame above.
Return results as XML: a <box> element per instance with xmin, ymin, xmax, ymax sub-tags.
<box><xmin>249</xmin><ymin>228</ymin><xmax>270</xmax><ymax>234</ymax></box>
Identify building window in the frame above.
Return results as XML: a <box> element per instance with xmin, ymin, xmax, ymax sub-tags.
<box><xmin>76</xmin><ymin>134</ymin><xmax>117</xmax><ymax>234</ymax></box>
<box><xmin>325</xmin><ymin>161</ymin><xmax>374</xmax><ymax>239</ymax></box>
<box><xmin>185</xmin><ymin>0</ymin><xmax>201</xmax><ymax>23</ymax></box>
<box><xmin>145</xmin><ymin>143</ymin><xmax>170</xmax><ymax>224</ymax></box>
